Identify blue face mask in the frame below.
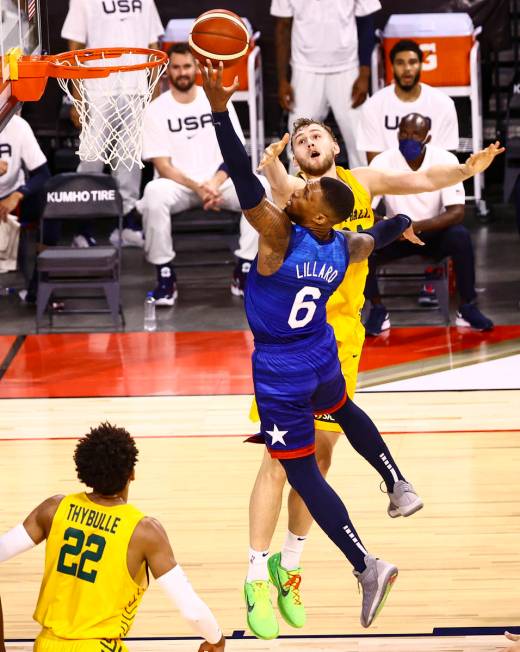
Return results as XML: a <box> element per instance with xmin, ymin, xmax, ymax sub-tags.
<box><xmin>399</xmin><ymin>138</ymin><xmax>424</xmax><ymax>161</ymax></box>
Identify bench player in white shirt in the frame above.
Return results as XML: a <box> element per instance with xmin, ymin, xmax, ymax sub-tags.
<box><xmin>272</xmin><ymin>0</ymin><xmax>381</xmax><ymax>169</ymax></box>
<box><xmin>364</xmin><ymin>113</ymin><xmax>493</xmax><ymax>334</ymax></box>
<box><xmin>357</xmin><ymin>38</ymin><xmax>460</xmax><ymax>307</ymax></box>
<box><xmin>61</xmin><ymin>0</ymin><xmax>164</xmax><ymax>248</ymax></box>
<box><xmin>135</xmin><ymin>43</ymin><xmax>261</xmax><ymax>305</ymax></box>
<box><xmin>0</xmin><ymin>115</ymin><xmax>52</xmax><ymax>303</ymax></box>
<box><xmin>357</xmin><ymin>39</ymin><xmax>459</xmax><ymax>162</ymax></box>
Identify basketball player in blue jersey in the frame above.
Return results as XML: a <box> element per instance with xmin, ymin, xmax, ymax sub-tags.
<box><xmin>199</xmin><ymin>60</ymin><xmax>415</xmax><ymax>632</ymax></box>
<box><xmin>199</xmin><ymin>61</ymin><xmax>504</xmax><ymax>636</ymax></box>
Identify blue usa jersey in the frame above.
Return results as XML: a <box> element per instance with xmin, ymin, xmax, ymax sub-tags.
<box><xmin>245</xmin><ymin>225</ymin><xmax>349</xmax><ymax>345</ymax></box>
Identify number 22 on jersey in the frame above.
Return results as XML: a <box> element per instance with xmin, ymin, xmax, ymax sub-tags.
<box><xmin>57</xmin><ymin>527</ymin><xmax>106</xmax><ymax>584</ymax></box>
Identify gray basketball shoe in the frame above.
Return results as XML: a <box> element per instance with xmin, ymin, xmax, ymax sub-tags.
<box><xmin>353</xmin><ymin>555</ymin><xmax>398</xmax><ymax>628</ymax></box>
<box><xmin>387</xmin><ymin>480</ymin><xmax>424</xmax><ymax>518</ymax></box>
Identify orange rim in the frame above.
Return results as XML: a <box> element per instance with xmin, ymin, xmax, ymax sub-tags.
<box><xmin>18</xmin><ymin>47</ymin><xmax>167</xmax><ymax>80</ymax></box>
<box><xmin>11</xmin><ymin>47</ymin><xmax>168</xmax><ymax>102</ymax></box>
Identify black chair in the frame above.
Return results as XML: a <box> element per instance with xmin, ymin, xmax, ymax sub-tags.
<box><xmin>502</xmin><ymin>67</ymin><xmax>520</xmax><ymax>204</ymax></box>
<box><xmin>171</xmin><ymin>207</ymin><xmax>241</xmax><ymax>268</ymax></box>
<box><xmin>36</xmin><ymin>173</ymin><xmax>123</xmax><ymax>331</ymax></box>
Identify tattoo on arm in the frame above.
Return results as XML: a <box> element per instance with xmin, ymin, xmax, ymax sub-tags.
<box><xmin>244</xmin><ymin>197</ymin><xmax>291</xmax><ymax>244</ymax></box>
<box><xmin>244</xmin><ymin>197</ymin><xmax>292</xmax><ymax>275</ymax></box>
<box><xmin>344</xmin><ymin>231</ymin><xmax>374</xmax><ymax>263</ymax></box>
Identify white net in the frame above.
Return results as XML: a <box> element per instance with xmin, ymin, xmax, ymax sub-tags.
<box><xmin>55</xmin><ymin>50</ymin><xmax>167</xmax><ymax>172</ymax></box>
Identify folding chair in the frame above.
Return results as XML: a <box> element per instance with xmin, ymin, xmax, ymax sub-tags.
<box><xmin>36</xmin><ymin>173</ymin><xmax>124</xmax><ymax>331</ymax></box>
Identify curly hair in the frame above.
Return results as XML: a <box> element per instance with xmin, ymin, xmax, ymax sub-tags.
<box><xmin>291</xmin><ymin>118</ymin><xmax>337</xmax><ymax>145</ymax></box>
<box><xmin>74</xmin><ymin>423</ymin><xmax>139</xmax><ymax>495</ymax></box>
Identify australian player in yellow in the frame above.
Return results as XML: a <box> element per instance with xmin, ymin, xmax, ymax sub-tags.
<box><xmin>0</xmin><ymin>423</ymin><xmax>225</xmax><ymax>652</ymax></box>
<box><xmin>245</xmin><ymin>120</ymin><xmax>503</xmax><ymax>639</ymax></box>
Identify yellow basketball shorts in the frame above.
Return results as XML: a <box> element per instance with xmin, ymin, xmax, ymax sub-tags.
<box><xmin>249</xmin><ymin>334</ymin><xmax>363</xmax><ymax>434</ymax></box>
<box><xmin>34</xmin><ymin>630</ymin><xmax>129</xmax><ymax>652</ymax></box>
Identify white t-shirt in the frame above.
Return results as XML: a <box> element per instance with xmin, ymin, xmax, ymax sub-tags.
<box><xmin>142</xmin><ymin>87</ymin><xmax>245</xmax><ymax>184</ymax></box>
<box><xmin>0</xmin><ymin>115</ymin><xmax>47</xmax><ymax>198</ymax></box>
<box><xmin>61</xmin><ymin>0</ymin><xmax>164</xmax><ymax>96</ymax></box>
<box><xmin>370</xmin><ymin>145</ymin><xmax>465</xmax><ymax>223</ymax></box>
<box><xmin>357</xmin><ymin>83</ymin><xmax>459</xmax><ymax>153</ymax></box>
<box><xmin>61</xmin><ymin>0</ymin><xmax>163</xmax><ymax>48</ymax></box>
<box><xmin>270</xmin><ymin>0</ymin><xmax>381</xmax><ymax>73</ymax></box>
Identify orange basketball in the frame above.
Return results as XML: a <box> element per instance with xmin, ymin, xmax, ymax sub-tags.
<box><xmin>189</xmin><ymin>9</ymin><xmax>250</xmax><ymax>68</ymax></box>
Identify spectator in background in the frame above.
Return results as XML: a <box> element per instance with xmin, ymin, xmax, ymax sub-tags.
<box><xmin>272</xmin><ymin>0</ymin><xmax>381</xmax><ymax>169</ymax></box>
<box><xmin>61</xmin><ymin>0</ymin><xmax>164</xmax><ymax>248</ymax></box>
<box><xmin>357</xmin><ymin>39</ymin><xmax>459</xmax><ymax>163</ymax></box>
<box><xmin>0</xmin><ymin>114</ymin><xmax>52</xmax><ymax>303</ymax></box>
<box><xmin>364</xmin><ymin>113</ymin><xmax>493</xmax><ymax>335</ymax></box>
<box><xmin>135</xmin><ymin>44</ymin><xmax>262</xmax><ymax>305</ymax></box>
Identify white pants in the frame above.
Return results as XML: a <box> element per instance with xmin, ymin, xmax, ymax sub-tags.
<box><xmin>136</xmin><ymin>177</ymin><xmax>260</xmax><ymax>266</ymax></box>
<box><xmin>289</xmin><ymin>67</ymin><xmax>366</xmax><ymax>169</ymax></box>
<box><xmin>78</xmin><ymin>159</ymin><xmax>141</xmax><ymax>216</ymax></box>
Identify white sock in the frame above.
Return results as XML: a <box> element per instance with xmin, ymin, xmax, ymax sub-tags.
<box><xmin>247</xmin><ymin>547</ymin><xmax>269</xmax><ymax>582</ymax></box>
<box><xmin>281</xmin><ymin>531</ymin><xmax>306</xmax><ymax>570</ymax></box>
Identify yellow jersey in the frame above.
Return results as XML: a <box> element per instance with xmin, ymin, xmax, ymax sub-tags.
<box><xmin>327</xmin><ymin>166</ymin><xmax>374</xmax><ymax>354</ymax></box>
<box><xmin>34</xmin><ymin>492</ymin><xmax>148</xmax><ymax>640</ymax></box>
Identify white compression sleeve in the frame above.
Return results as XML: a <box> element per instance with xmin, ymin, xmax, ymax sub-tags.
<box><xmin>156</xmin><ymin>565</ymin><xmax>222</xmax><ymax>644</ymax></box>
<box><xmin>0</xmin><ymin>524</ymin><xmax>36</xmax><ymax>562</ymax></box>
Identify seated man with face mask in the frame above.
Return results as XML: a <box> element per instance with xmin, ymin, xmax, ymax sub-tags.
<box><xmin>364</xmin><ymin>112</ymin><xmax>493</xmax><ymax>334</ymax></box>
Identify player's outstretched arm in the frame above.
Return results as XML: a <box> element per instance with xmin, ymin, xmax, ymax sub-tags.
<box><xmin>137</xmin><ymin>517</ymin><xmax>225</xmax><ymax>651</ymax></box>
<box><xmin>355</xmin><ymin>142</ymin><xmax>505</xmax><ymax>197</ymax></box>
<box><xmin>257</xmin><ymin>133</ymin><xmax>304</xmax><ymax>207</ymax></box>
<box><xmin>199</xmin><ymin>61</ymin><xmax>291</xmax><ymax>268</ymax></box>
<box><xmin>344</xmin><ymin>214</ymin><xmax>421</xmax><ymax>263</ymax></box>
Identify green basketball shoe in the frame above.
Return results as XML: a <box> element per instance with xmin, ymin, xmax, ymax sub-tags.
<box><xmin>268</xmin><ymin>552</ymin><xmax>306</xmax><ymax>628</ymax></box>
<box><xmin>244</xmin><ymin>579</ymin><xmax>279</xmax><ymax>639</ymax></box>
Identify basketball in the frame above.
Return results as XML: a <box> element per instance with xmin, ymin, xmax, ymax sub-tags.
<box><xmin>189</xmin><ymin>9</ymin><xmax>250</xmax><ymax>68</ymax></box>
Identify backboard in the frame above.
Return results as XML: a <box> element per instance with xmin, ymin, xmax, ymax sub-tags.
<box><xmin>0</xmin><ymin>0</ymin><xmax>41</xmax><ymax>131</ymax></box>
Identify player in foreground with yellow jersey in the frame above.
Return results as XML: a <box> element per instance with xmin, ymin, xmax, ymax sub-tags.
<box><xmin>0</xmin><ymin>423</ymin><xmax>225</xmax><ymax>652</ymax></box>
<box><xmin>246</xmin><ymin>120</ymin><xmax>503</xmax><ymax>638</ymax></box>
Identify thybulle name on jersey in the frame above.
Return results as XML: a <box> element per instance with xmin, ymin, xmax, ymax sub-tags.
<box><xmin>66</xmin><ymin>502</ymin><xmax>122</xmax><ymax>535</ymax></box>
<box><xmin>296</xmin><ymin>261</ymin><xmax>339</xmax><ymax>284</ymax></box>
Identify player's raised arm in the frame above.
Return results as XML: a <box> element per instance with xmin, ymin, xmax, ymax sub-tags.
<box><xmin>136</xmin><ymin>517</ymin><xmax>225</xmax><ymax>652</ymax></box>
<box><xmin>199</xmin><ymin>61</ymin><xmax>291</xmax><ymax>262</ymax></box>
<box><xmin>354</xmin><ymin>142</ymin><xmax>505</xmax><ymax>197</ymax></box>
<box><xmin>257</xmin><ymin>133</ymin><xmax>304</xmax><ymax>207</ymax></box>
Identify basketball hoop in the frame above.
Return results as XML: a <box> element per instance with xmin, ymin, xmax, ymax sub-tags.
<box><xmin>9</xmin><ymin>47</ymin><xmax>168</xmax><ymax>171</ymax></box>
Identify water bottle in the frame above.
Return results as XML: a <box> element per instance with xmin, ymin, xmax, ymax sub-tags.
<box><xmin>144</xmin><ymin>291</ymin><xmax>157</xmax><ymax>332</ymax></box>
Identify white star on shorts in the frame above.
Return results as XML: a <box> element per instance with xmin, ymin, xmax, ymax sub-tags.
<box><xmin>266</xmin><ymin>424</ymin><xmax>288</xmax><ymax>446</ymax></box>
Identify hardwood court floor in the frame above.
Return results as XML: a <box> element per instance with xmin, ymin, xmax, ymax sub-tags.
<box><xmin>1</xmin><ymin>390</ymin><xmax>519</xmax><ymax>649</ymax></box>
<box><xmin>1</xmin><ymin>325</ymin><xmax>519</xmax><ymax>397</ymax></box>
<box><xmin>2</xmin><ymin>635</ymin><xmax>517</xmax><ymax>652</ymax></box>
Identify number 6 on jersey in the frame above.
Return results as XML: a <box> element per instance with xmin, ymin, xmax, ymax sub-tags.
<box><xmin>288</xmin><ymin>286</ymin><xmax>322</xmax><ymax>329</ymax></box>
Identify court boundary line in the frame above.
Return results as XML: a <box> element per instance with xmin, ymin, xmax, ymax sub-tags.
<box><xmin>0</xmin><ymin>334</ymin><xmax>25</xmax><ymax>381</ymax></box>
<box><xmin>5</xmin><ymin>624</ymin><xmax>519</xmax><ymax>643</ymax></box>
<box><xmin>0</xmin><ymin>428</ymin><xmax>519</xmax><ymax>443</ymax></box>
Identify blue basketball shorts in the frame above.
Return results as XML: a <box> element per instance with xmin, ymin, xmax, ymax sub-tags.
<box><xmin>252</xmin><ymin>328</ymin><xmax>347</xmax><ymax>459</ymax></box>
